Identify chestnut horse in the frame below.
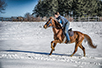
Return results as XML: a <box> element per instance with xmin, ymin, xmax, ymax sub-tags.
<box><xmin>43</xmin><ymin>17</ymin><xmax>97</xmax><ymax>57</ymax></box>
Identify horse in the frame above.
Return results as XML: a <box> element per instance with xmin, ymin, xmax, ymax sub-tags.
<box><xmin>43</xmin><ymin>17</ymin><xmax>97</xmax><ymax>57</ymax></box>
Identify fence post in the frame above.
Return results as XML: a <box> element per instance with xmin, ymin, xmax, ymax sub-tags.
<box><xmin>75</xmin><ymin>17</ymin><xmax>76</xmax><ymax>22</ymax></box>
<box><xmin>88</xmin><ymin>17</ymin><xmax>89</xmax><ymax>22</ymax></box>
<box><xmin>98</xmin><ymin>17</ymin><xmax>99</xmax><ymax>22</ymax></box>
<box><xmin>79</xmin><ymin>17</ymin><xmax>80</xmax><ymax>22</ymax></box>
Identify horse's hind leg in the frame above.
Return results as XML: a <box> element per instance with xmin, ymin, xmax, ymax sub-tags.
<box><xmin>79</xmin><ymin>44</ymin><xmax>86</xmax><ymax>57</ymax></box>
<box><xmin>70</xmin><ymin>43</ymin><xmax>79</xmax><ymax>57</ymax></box>
<box><xmin>71</xmin><ymin>37</ymin><xmax>84</xmax><ymax>57</ymax></box>
<box><xmin>49</xmin><ymin>43</ymin><xmax>57</xmax><ymax>55</ymax></box>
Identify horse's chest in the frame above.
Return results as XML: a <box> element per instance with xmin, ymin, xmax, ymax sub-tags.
<box><xmin>54</xmin><ymin>34</ymin><xmax>59</xmax><ymax>40</ymax></box>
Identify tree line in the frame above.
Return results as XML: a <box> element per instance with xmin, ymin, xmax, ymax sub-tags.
<box><xmin>0</xmin><ymin>13</ymin><xmax>47</xmax><ymax>22</ymax></box>
<box><xmin>33</xmin><ymin>0</ymin><xmax>102</xmax><ymax>17</ymax></box>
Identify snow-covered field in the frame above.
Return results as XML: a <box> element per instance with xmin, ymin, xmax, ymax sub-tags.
<box><xmin>0</xmin><ymin>21</ymin><xmax>102</xmax><ymax>68</ymax></box>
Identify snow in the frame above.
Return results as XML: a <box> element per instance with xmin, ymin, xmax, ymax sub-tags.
<box><xmin>0</xmin><ymin>21</ymin><xmax>102</xmax><ymax>68</ymax></box>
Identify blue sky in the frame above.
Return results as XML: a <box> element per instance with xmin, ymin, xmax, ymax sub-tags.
<box><xmin>0</xmin><ymin>0</ymin><xmax>38</xmax><ymax>17</ymax></box>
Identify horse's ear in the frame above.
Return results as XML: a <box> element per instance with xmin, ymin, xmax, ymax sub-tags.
<box><xmin>49</xmin><ymin>17</ymin><xmax>53</xmax><ymax>19</ymax></box>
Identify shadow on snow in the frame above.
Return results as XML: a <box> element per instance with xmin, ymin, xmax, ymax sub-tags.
<box><xmin>1</xmin><ymin>50</ymin><xmax>81</xmax><ymax>56</ymax></box>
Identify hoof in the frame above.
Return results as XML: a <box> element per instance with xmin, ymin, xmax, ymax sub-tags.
<box><xmin>49</xmin><ymin>54</ymin><xmax>51</xmax><ymax>55</ymax></box>
<box><xmin>84</xmin><ymin>55</ymin><xmax>86</xmax><ymax>57</ymax></box>
<box><xmin>70</xmin><ymin>55</ymin><xmax>73</xmax><ymax>57</ymax></box>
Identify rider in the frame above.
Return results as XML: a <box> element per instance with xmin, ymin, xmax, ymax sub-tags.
<box><xmin>54</xmin><ymin>12</ymin><xmax>70</xmax><ymax>43</ymax></box>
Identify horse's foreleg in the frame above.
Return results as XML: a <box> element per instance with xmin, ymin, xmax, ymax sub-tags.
<box><xmin>49</xmin><ymin>43</ymin><xmax>57</xmax><ymax>55</ymax></box>
<box><xmin>51</xmin><ymin>40</ymin><xmax>60</xmax><ymax>50</ymax></box>
<box><xmin>51</xmin><ymin>41</ymin><xmax>54</xmax><ymax>50</ymax></box>
<box><xmin>49</xmin><ymin>49</ymin><xmax>53</xmax><ymax>55</ymax></box>
<box><xmin>49</xmin><ymin>40</ymin><xmax>60</xmax><ymax>55</ymax></box>
<box><xmin>57</xmin><ymin>31</ymin><xmax>63</xmax><ymax>43</ymax></box>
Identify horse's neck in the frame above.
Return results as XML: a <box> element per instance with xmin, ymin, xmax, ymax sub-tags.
<box><xmin>52</xmin><ymin>28</ymin><xmax>63</xmax><ymax>35</ymax></box>
<box><xmin>52</xmin><ymin>19</ymin><xmax>62</xmax><ymax>35</ymax></box>
<box><xmin>52</xmin><ymin>27</ymin><xmax>65</xmax><ymax>41</ymax></box>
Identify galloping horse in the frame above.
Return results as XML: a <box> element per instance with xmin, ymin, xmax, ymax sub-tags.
<box><xmin>43</xmin><ymin>17</ymin><xmax>97</xmax><ymax>57</ymax></box>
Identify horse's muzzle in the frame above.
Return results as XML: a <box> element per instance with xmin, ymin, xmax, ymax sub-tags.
<box><xmin>43</xmin><ymin>25</ymin><xmax>47</xmax><ymax>29</ymax></box>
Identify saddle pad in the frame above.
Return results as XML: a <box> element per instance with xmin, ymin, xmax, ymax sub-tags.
<box><xmin>68</xmin><ymin>28</ymin><xmax>74</xmax><ymax>36</ymax></box>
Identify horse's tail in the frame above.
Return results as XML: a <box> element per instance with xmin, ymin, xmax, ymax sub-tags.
<box><xmin>84</xmin><ymin>34</ymin><xmax>97</xmax><ymax>48</ymax></box>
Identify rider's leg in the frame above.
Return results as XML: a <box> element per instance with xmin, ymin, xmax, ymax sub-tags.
<box><xmin>65</xmin><ymin>22</ymin><xmax>70</xmax><ymax>43</ymax></box>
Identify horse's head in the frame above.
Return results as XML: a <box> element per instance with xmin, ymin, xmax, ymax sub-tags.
<box><xmin>43</xmin><ymin>17</ymin><xmax>61</xmax><ymax>29</ymax></box>
<box><xmin>43</xmin><ymin>17</ymin><xmax>53</xmax><ymax>29</ymax></box>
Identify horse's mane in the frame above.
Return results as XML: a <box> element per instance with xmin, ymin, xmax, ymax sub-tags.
<box><xmin>50</xmin><ymin>17</ymin><xmax>62</xmax><ymax>29</ymax></box>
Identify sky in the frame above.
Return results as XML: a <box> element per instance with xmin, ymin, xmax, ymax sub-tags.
<box><xmin>0</xmin><ymin>0</ymin><xmax>39</xmax><ymax>17</ymax></box>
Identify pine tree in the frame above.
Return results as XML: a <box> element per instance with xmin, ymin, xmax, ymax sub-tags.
<box><xmin>74</xmin><ymin>0</ymin><xmax>99</xmax><ymax>17</ymax></box>
<box><xmin>97</xmin><ymin>0</ymin><xmax>102</xmax><ymax>16</ymax></box>
<box><xmin>49</xmin><ymin>0</ymin><xmax>58</xmax><ymax>16</ymax></box>
<box><xmin>33</xmin><ymin>0</ymin><xmax>42</xmax><ymax>17</ymax></box>
<box><xmin>0</xmin><ymin>0</ymin><xmax>7</xmax><ymax>13</ymax></box>
<box><xmin>33</xmin><ymin>0</ymin><xmax>58</xmax><ymax>17</ymax></box>
<box><xmin>33</xmin><ymin>0</ymin><xmax>102</xmax><ymax>17</ymax></box>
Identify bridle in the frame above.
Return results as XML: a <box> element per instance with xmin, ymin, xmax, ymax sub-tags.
<box><xmin>46</xmin><ymin>19</ymin><xmax>62</xmax><ymax>29</ymax></box>
<box><xmin>47</xmin><ymin>19</ymin><xmax>52</xmax><ymax>27</ymax></box>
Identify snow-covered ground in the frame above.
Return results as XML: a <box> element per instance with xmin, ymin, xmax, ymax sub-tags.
<box><xmin>0</xmin><ymin>21</ymin><xmax>102</xmax><ymax>68</ymax></box>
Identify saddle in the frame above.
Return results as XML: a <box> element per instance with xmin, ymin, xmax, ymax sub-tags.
<box><xmin>68</xmin><ymin>28</ymin><xmax>74</xmax><ymax>36</ymax></box>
